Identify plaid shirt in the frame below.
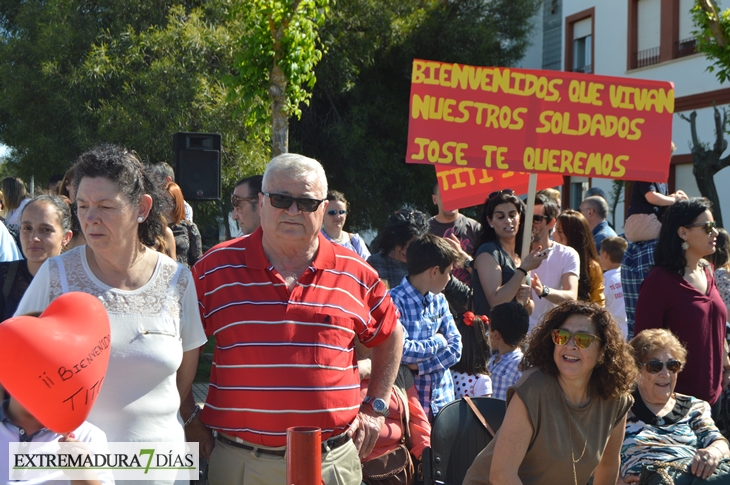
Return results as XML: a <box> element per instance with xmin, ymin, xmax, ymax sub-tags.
<box><xmin>621</xmin><ymin>238</ymin><xmax>657</xmax><ymax>339</ymax></box>
<box><xmin>487</xmin><ymin>347</ymin><xmax>523</xmax><ymax>400</ymax></box>
<box><xmin>391</xmin><ymin>276</ymin><xmax>462</xmax><ymax>417</ymax></box>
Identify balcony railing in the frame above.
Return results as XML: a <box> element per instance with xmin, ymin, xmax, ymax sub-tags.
<box><xmin>675</xmin><ymin>37</ymin><xmax>697</xmax><ymax>58</ymax></box>
<box><xmin>635</xmin><ymin>46</ymin><xmax>660</xmax><ymax>68</ymax></box>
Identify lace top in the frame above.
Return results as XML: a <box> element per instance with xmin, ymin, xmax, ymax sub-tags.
<box><xmin>16</xmin><ymin>246</ymin><xmax>207</xmax><ymax>451</ymax></box>
<box><xmin>715</xmin><ymin>267</ymin><xmax>730</xmax><ymax>312</ymax></box>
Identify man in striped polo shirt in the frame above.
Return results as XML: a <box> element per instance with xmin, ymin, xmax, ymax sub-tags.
<box><xmin>185</xmin><ymin>153</ymin><xmax>404</xmax><ymax>485</ymax></box>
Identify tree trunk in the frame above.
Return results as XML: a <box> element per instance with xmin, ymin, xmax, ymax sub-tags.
<box><xmin>270</xmin><ymin>63</ymin><xmax>288</xmax><ymax>157</ymax></box>
<box><xmin>681</xmin><ymin>106</ymin><xmax>730</xmax><ymax>228</ymax></box>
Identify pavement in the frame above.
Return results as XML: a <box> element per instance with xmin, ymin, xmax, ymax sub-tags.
<box><xmin>192</xmin><ymin>383</ymin><xmax>209</xmax><ymax>407</ymax></box>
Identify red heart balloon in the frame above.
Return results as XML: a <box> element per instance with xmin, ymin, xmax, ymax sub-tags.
<box><xmin>0</xmin><ymin>292</ymin><xmax>111</xmax><ymax>433</ymax></box>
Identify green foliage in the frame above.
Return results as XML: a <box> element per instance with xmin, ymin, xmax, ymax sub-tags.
<box><xmin>290</xmin><ymin>0</ymin><xmax>541</xmax><ymax>230</ymax></box>
<box><xmin>0</xmin><ymin>0</ymin><xmax>269</xmax><ymax>243</ymax></box>
<box><xmin>227</xmin><ymin>0</ymin><xmax>329</xmax><ymax>136</ymax></box>
<box><xmin>692</xmin><ymin>0</ymin><xmax>730</xmax><ymax>83</ymax></box>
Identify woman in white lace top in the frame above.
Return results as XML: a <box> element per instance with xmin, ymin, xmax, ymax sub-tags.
<box><xmin>16</xmin><ymin>145</ymin><xmax>207</xmax><ymax>484</ymax></box>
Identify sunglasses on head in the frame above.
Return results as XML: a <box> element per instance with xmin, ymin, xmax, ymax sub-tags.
<box><xmin>552</xmin><ymin>329</ymin><xmax>602</xmax><ymax>349</ymax></box>
<box><xmin>327</xmin><ymin>209</ymin><xmax>347</xmax><ymax>216</ymax></box>
<box><xmin>263</xmin><ymin>192</ymin><xmax>325</xmax><ymax>212</ymax></box>
<box><xmin>231</xmin><ymin>194</ymin><xmax>257</xmax><ymax>208</ymax></box>
<box><xmin>641</xmin><ymin>359</ymin><xmax>682</xmax><ymax>374</ymax></box>
<box><xmin>488</xmin><ymin>189</ymin><xmax>515</xmax><ymax>200</ymax></box>
<box><xmin>684</xmin><ymin>220</ymin><xmax>717</xmax><ymax>234</ymax></box>
<box><xmin>392</xmin><ymin>209</ymin><xmax>427</xmax><ymax>224</ymax></box>
<box><xmin>533</xmin><ymin>214</ymin><xmax>549</xmax><ymax>224</ymax></box>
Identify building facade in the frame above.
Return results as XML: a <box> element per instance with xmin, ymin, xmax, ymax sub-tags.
<box><xmin>518</xmin><ymin>0</ymin><xmax>730</xmax><ymax>230</ymax></box>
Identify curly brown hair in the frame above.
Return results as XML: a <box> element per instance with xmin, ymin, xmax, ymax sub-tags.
<box><xmin>521</xmin><ymin>300</ymin><xmax>637</xmax><ymax>400</ymax></box>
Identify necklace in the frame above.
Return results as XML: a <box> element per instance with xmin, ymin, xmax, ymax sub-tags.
<box><xmin>330</xmin><ymin>231</ymin><xmax>349</xmax><ymax>244</ymax></box>
<box><xmin>567</xmin><ymin>417</ymin><xmax>588</xmax><ymax>485</ymax></box>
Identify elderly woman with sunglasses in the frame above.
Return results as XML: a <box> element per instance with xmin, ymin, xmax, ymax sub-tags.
<box><xmin>635</xmin><ymin>198</ymin><xmax>727</xmax><ymax>414</ymax></box>
<box><xmin>321</xmin><ymin>190</ymin><xmax>370</xmax><ymax>260</ymax></box>
<box><xmin>464</xmin><ymin>300</ymin><xmax>636</xmax><ymax>485</ymax></box>
<box><xmin>471</xmin><ymin>189</ymin><xmax>548</xmax><ymax>318</ymax></box>
<box><xmin>619</xmin><ymin>329</ymin><xmax>730</xmax><ymax>484</ymax></box>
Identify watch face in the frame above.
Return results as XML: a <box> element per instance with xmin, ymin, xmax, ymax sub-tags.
<box><xmin>373</xmin><ymin>398</ymin><xmax>388</xmax><ymax>413</ymax></box>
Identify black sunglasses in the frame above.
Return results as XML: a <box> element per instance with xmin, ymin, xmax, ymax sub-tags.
<box><xmin>327</xmin><ymin>209</ymin><xmax>347</xmax><ymax>216</ymax></box>
<box><xmin>263</xmin><ymin>192</ymin><xmax>326</xmax><ymax>212</ymax></box>
<box><xmin>684</xmin><ymin>221</ymin><xmax>717</xmax><ymax>235</ymax></box>
<box><xmin>641</xmin><ymin>359</ymin><xmax>682</xmax><ymax>374</ymax></box>
<box><xmin>231</xmin><ymin>194</ymin><xmax>257</xmax><ymax>208</ymax></box>
<box><xmin>488</xmin><ymin>189</ymin><xmax>514</xmax><ymax>200</ymax></box>
<box><xmin>533</xmin><ymin>214</ymin><xmax>549</xmax><ymax>224</ymax></box>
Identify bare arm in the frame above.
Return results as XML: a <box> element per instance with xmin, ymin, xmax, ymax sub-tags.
<box><xmin>165</xmin><ymin>226</ymin><xmax>177</xmax><ymax>260</ymax></box>
<box><xmin>489</xmin><ymin>394</ymin><xmax>532</xmax><ymax>485</ymax></box>
<box><xmin>476</xmin><ymin>247</ymin><xmax>546</xmax><ymax>309</ymax></box>
<box><xmin>178</xmin><ymin>349</ymin><xmax>215</xmax><ymax>460</ymax></box>
<box><xmin>176</xmin><ymin>349</ymin><xmax>199</xmax><ymax>404</ymax></box>
<box><xmin>593</xmin><ymin>413</ymin><xmax>627</xmax><ymax>485</ymax></box>
<box><xmin>350</xmin><ymin>324</ymin><xmax>404</xmax><ymax>459</ymax></box>
<box><xmin>531</xmin><ymin>272</ymin><xmax>578</xmax><ymax>304</ymax></box>
<box><xmin>182</xmin><ymin>389</ymin><xmax>215</xmax><ymax>460</ymax></box>
<box><xmin>645</xmin><ymin>190</ymin><xmax>687</xmax><ymax>206</ymax></box>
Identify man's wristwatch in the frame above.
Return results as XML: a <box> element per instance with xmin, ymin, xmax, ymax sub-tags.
<box><xmin>539</xmin><ymin>286</ymin><xmax>550</xmax><ymax>299</ymax></box>
<box><xmin>464</xmin><ymin>258</ymin><xmax>474</xmax><ymax>269</ymax></box>
<box><xmin>362</xmin><ymin>396</ymin><xmax>390</xmax><ymax>418</ymax></box>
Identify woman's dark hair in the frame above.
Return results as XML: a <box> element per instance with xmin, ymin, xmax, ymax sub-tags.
<box><xmin>57</xmin><ymin>166</ymin><xmax>77</xmax><ymax>200</ymax></box>
<box><xmin>451</xmin><ymin>315</ymin><xmax>490</xmax><ymax>375</ymax></box>
<box><xmin>2</xmin><ymin>177</ymin><xmax>28</xmax><ymax>211</ymax></box>
<box><xmin>655</xmin><ymin>197</ymin><xmax>713</xmax><ymax>276</ymax></box>
<box><xmin>72</xmin><ymin>144</ymin><xmax>166</xmax><ymax>247</ymax></box>
<box><xmin>22</xmin><ymin>194</ymin><xmax>72</xmax><ymax>233</ymax></box>
<box><xmin>474</xmin><ymin>190</ymin><xmax>527</xmax><ymax>255</ymax></box>
<box><xmin>521</xmin><ymin>300</ymin><xmax>637</xmax><ymax>400</ymax></box>
<box><xmin>556</xmin><ymin>209</ymin><xmax>600</xmax><ymax>301</ymax></box>
<box><xmin>326</xmin><ymin>190</ymin><xmax>349</xmax><ymax>210</ymax></box>
<box><xmin>370</xmin><ymin>207</ymin><xmax>430</xmax><ymax>256</ymax></box>
<box><xmin>707</xmin><ymin>227</ymin><xmax>730</xmax><ymax>270</ymax></box>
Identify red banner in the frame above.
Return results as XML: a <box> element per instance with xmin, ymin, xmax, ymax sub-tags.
<box><xmin>437</xmin><ymin>167</ymin><xmax>564</xmax><ymax>211</ymax></box>
<box><xmin>407</xmin><ymin>60</ymin><xmax>674</xmax><ymax>182</ymax></box>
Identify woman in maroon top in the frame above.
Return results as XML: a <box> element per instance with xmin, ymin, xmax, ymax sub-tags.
<box><xmin>635</xmin><ymin>198</ymin><xmax>726</xmax><ymax>414</ymax></box>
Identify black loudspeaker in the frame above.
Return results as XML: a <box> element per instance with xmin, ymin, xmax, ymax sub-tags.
<box><xmin>173</xmin><ymin>132</ymin><xmax>222</xmax><ymax>201</ymax></box>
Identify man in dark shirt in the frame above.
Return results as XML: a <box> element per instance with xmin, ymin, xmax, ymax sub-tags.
<box><xmin>429</xmin><ymin>183</ymin><xmax>480</xmax><ymax>285</ymax></box>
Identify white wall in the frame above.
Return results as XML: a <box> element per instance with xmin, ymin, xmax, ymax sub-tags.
<box><xmin>560</xmin><ymin>0</ymin><xmax>730</xmax><ymax>227</ymax></box>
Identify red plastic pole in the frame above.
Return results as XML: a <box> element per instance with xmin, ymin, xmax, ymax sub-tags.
<box><xmin>286</xmin><ymin>426</ymin><xmax>322</xmax><ymax>485</ymax></box>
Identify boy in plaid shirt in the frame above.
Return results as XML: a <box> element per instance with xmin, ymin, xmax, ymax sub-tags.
<box><xmin>487</xmin><ymin>302</ymin><xmax>529</xmax><ymax>400</ymax></box>
<box><xmin>390</xmin><ymin>234</ymin><xmax>463</xmax><ymax>419</ymax></box>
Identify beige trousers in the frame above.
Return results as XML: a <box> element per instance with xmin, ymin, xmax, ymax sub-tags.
<box><xmin>208</xmin><ymin>434</ymin><xmax>362</xmax><ymax>485</ymax></box>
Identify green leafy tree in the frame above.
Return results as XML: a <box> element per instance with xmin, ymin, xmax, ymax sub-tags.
<box><xmin>693</xmin><ymin>0</ymin><xmax>730</xmax><ymax>82</ymax></box>
<box><xmin>0</xmin><ymin>1</ymin><xmax>269</xmax><ymax>242</ymax></box>
<box><xmin>291</xmin><ymin>0</ymin><xmax>541</xmax><ymax>230</ymax></box>
<box><xmin>227</xmin><ymin>0</ymin><xmax>329</xmax><ymax>156</ymax></box>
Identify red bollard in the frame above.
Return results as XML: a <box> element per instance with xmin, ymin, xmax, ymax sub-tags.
<box><xmin>286</xmin><ymin>426</ymin><xmax>322</xmax><ymax>485</ymax></box>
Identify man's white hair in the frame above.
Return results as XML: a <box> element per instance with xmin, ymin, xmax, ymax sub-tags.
<box><xmin>262</xmin><ymin>153</ymin><xmax>328</xmax><ymax>197</ymax></box>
